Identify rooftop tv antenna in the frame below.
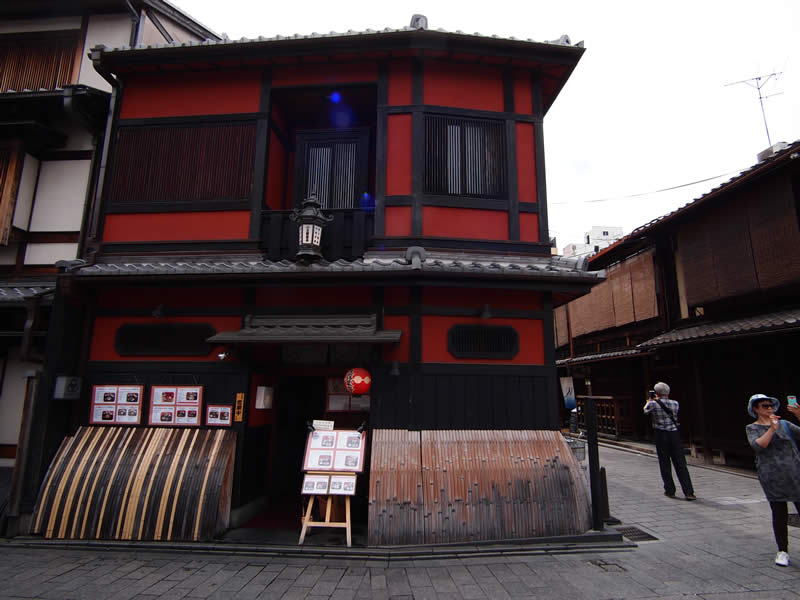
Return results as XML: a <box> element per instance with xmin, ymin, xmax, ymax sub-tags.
<box><xmin>725</xmin><ymin>71</ymin><xmax>783</xmax><ymax>147</ymax></box>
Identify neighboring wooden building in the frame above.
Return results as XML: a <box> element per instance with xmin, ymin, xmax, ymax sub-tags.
<box><xmin>10</xmin><ymin>17</ymin><xmax>604</xmax><ymax>544</ymax></box>
<box><xmin>0</xmin><ymin>0</ymin><xmax>219</xmax><ymax>531</ymax></box>
<box><xmin>556</xmin><ymin>141</ymin><xmax>800</xmax><ymax>464</ymax></box>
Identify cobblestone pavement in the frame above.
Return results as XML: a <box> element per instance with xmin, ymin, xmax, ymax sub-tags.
<box><xmin>2</xmin><ymin>445</ymin><xmax>800</xmax><ymax>599</ymax></box>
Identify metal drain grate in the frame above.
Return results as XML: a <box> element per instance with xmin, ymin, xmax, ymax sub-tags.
<box><xmin>616</xmin><ymin>526</ymin><xmax>658</xmax><ymax>541</ymax></box>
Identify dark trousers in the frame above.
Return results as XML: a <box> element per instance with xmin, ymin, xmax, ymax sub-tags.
<box><xmin>769</xmin><ymin>502</ymin><xmax>800</xmax><ymax>552</ymax></box>
<box><xmin>653</xmin><ymin>428</ymin><xmax>694</xmax><ymax>496</ymax></box>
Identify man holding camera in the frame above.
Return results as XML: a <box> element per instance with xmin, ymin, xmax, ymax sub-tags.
<box><xmin>644</xmin><ymin>381</ymin><xmax>696</xmax><ymax>501</ymax></box>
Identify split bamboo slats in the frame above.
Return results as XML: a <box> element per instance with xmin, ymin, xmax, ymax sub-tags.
<box><xmin>30</xmin><ymin>427</ymin><xmax>236</xmax><ymax>542</ymax></box>
<box><xmin>369</xmin><ymin>429</ymin><xmax>591</xmax><ymax>546</ymax></box>
<box><xmin>0</xmin><ymin>36</ymin><xmax>78</xmax><ymax>92</ymax></box>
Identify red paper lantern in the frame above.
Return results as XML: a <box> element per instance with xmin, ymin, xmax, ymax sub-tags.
<box><xmin>344</xmin><ymin>368</ymin><xmax>371</xmax><ymax>395</ymax></box>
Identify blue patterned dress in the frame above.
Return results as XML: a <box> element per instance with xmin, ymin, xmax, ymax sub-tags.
<box><xmin>746</xmin><ymin>421</ymin><xmax>800</xmax><ymax>502</ymax></box>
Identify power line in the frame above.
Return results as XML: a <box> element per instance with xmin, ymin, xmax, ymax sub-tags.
<box><xmin>550</xmin><ymin>167</ymin><xmax>745</xmax><ymax>205</ymax></box>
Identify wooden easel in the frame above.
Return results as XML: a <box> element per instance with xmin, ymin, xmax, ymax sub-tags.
<box><xmin>298</xmin><ymin>488</ymin><xmax>351</xmax><ymax>547</ymax></box>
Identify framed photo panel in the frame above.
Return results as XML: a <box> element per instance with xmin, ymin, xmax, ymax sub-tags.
<box><xmin>302</xmin><ymin>430</ymin><xmax>366</xmax><ymax>472</ymax></box>
<box><xmin>89</xmin><ymin>385</ymin><xmax>143</xmax><ymax>425</ymax></box>
<box><xmin>149</xmin><ymin>385</ymin><xmax>204</xmax><ymax>426</ymax></box>
<box><xmin>206</xmin><ymin>405</ymin><xmax>233</xmax><ymax>426</ymax></box>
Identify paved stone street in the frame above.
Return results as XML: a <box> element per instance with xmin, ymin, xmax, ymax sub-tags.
<box><xmin>2</xmin><ymin>444</ymin><xmax>799</xmax><ymax>599</ymax></box>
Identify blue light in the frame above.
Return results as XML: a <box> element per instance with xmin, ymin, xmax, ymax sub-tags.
<box><xmin>329</xmin><ymin>91</ymin><xmax>341</xmax><ymax>103</ymax></box>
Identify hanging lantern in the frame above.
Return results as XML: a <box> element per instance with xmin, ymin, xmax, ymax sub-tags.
<box><xmin>344</xmin><ymin>368</ymin><xmax>371</xmax><ymax>395</ymax></box>
<box><xmin>289</xmin><ymin>191</ymin><xmax>334</xmax><ymax>262</ymax></box>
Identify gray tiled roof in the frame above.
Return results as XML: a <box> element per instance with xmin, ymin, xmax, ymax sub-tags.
<box><xmin>556</xmin><ymin>348</ymin><xmax>649</xmax><ymax>366</ymax></box>
<box><xmin>99</xmin><ymin>26</ymin><xmax>581</xmax><ymax>54</ymax></box>
<box><xmin>208</xmin><ymin>314</ymin><xmax>401</xmax><ymax>344</ymax></box>
<box><xmin>638</xmin><ymin>309</ymin><xmax>800</xmax><ymax>349</ymax></box>
<box><xmin>0</xmin><ymin>282</ymin><xmax>55</xmax><ymax>303</ymax></box>
<box><xmin>72</xmin><ymin>252</ymin><xmax>604</xmax><ymax>283</ymax></box>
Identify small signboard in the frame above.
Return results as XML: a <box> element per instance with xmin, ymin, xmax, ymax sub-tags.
<box><xmin>302</xmin><ymin>430</ymin><xmax>366</xmax><ymax>472</ymax></box>
<box><xmin>89</xmin><ymin>385</ymin><xmax>143</xmax><ymax>425</ymax></box>
<box><xmin>301</xmin><ymin>473</ymin><xmax>357</xmax><ymax>496</ymax></box>
<box><xmin>206</xmin><ymin>405</ymin><xmax>233</xmax><ymax>426</ymax></box>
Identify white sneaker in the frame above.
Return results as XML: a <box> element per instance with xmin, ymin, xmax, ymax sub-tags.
<box><xmin>776</xmin><ymin>551</ymin><xmax>789</xmax><ymax>566</ymax></box>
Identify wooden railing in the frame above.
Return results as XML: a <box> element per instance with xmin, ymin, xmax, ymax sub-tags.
<box><xmin>260</xmin><ymin>209</ymin><xmax>375</xmax><ymax>262</ymax></box>
<box><xmin>576</xmin><ymin>395</ymin><xmax>635</xmax><ymax>439</ymax></box>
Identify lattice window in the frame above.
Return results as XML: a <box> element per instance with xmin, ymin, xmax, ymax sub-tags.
<box><xmin>447</xmin><ymin>325</ymin><xmax>519</xmax><ymax>359</ymax></box>
<box><xmin>0</xmin><ymin>32</ymin><xmax>79</xmax><ymax>92</ymax></box>
<box><xmin>424</xmin><ymin>115</ymin><xmax>507</xmax><ymax>198</ymax></box>
<box><xmin>108</xmin><ymin>122</ymin><xmax>256</xmax><ymax>208</ymax></box>
<box><xmin>295</xmin><ymin>129</ymin><xmax>368</xmax><ymax>209</ymax></box>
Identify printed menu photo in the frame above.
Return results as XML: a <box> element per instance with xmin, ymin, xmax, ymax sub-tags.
<box><xmin>305</xmin><ymin>449</ymin><xmax>335</xmax><ymax>471</ymax></box>
<box><xmin>329</xmin><ymin>474</ymin><xmax>357</xmax><ymax>495</ymax></box>
<box><xmin>302</xmin><ymin>430</ymin><xmax>366</xmax><ymax>473</ymax></box>
<box><xmin>206</xmin><ymin>405</ymin><xmax>232</xmax><ymax>426</ymax></box>
<box><xmin>301</xmin><ymin>474</ymin><xmax>330</xmax><ymax>495</ymax></box>
<box><xmin>90</xmin><ymin>385</ymin><xmax>144</xmax><ymax>425</ymax></box>
<box><xmin>308</xmin><ymin>431</ymin><xmax>337</xmax><ymax>450</ymax></box>
<box><xmin>152</xmin><ymin>386</ymin><xmax>177</xmax><ymax>405</ymax></box>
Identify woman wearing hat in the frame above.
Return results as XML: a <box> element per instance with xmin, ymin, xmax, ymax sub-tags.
<box><xmin>746</xmin><ymin>393</ymin><xmax>800</xmax><ymax>566</ymax></box>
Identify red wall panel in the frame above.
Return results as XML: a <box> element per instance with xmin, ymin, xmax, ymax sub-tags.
<box><xmin>254</xmin><ymin>287</ymin><xmax>372</xmax><ymax>306</ymax></box>
<box><xmin>120</xmin><ymin>71</ymin><xmax>261</xmax><ymax>119</ymax></box>
<box><xmin>422</xmin><ymin>316</ymin><xmax>544</xmax><ymax>364</ymax></box>
<box><xmin>423</xmin><ymin>60</ymin><xmax>503</xmax><ymax>112</ymax></box>
<box><xmin>90</xmin><ymin>316</ymin><xmax>241</xmax><ymax>362</ymax></box>
<box><xmin>519</xmin><ymin>213</ymin><xmax>540</xmax><ymax>243</ymax></box>
<box><xmin>384</xmin><ymin>287</ymin><xmax>410</xmax><ymax>306</ymax></box>
<box><xmin>266</xmin><ymin>130</ymin><xmax>286</xmax><ymax>209</ymax></box>
<box><xmin>272</xmin><ymin>62</ymin><xmax>377</xmax><ymax>86</ymax></box>
<box><xmin>97</xmin><ymin>287</ymin><xmax>243</xmax><ymax>309</ymax></box>
<box><xmin>422</xmin><ymin>207</ymin><xmax>508</xmax><ymax>240</ymax></box>
<box><xmin>386</xmin><ymin>114</ymin><xmax>412</xmax><ymax>195</ymax></box>
<box><xmin>383</xmin><ymin>315</ymin><xmax>410</xmax><ymax>362</ymax></box>
<box><xmin>103</xmin><ymin>211</ymin><xmax>250</xmax><ymax>242</ymax></box>
<box><xmin>388</xmin><ymin>60</ymin><xmax>413</xmax><ymax>105</ymax></box>
<box><xmin>385</xmin><ymin>206</ymin><xmax>412</xmax><ymax>236</ymax></box>
<box><xmin>422</xmin><ymin>288</ymin><xmax>543</xmax><ymax>311</ymax></box>
<box><xmin>516</xmin><ymin>122</ymin><xmax>536</xmax><ymax>204</ymax></box>
<box><xmin>513</xmin><ymin>70</ymin><xmax>533</xmax><ymax>114</ymax></box>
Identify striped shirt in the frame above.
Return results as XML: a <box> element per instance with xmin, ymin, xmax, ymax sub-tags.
<box><xmin>644</xmin><ymin>398</ymin><xmax>680</xmax><ymax>431</ymax></box>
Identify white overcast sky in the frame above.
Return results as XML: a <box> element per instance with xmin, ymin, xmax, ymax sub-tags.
<box><xmin>175</xmin><ymin>0</ymin><xmax>799</xmax><ymax>250</ymax></box>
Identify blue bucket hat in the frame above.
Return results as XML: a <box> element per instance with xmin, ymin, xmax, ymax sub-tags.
<box><xmin>748</xmin><ymin>393</ymin><xmax>779</xmax><ymax>418</ymax></box>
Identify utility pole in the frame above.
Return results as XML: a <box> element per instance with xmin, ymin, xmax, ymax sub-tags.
<box><xmin>725</xmin><ymin>72</ymin><xmax>783</xmax><ymax>147</ymax></box>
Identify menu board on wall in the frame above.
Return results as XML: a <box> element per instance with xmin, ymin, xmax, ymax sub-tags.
<box><xmin>148</xmin><ymin>386</ymin><xmax>203</xmax><ymax>426</ymax></box>
<box><xmin>89</xmin><ymin>385</ymin><xmax>143</xmax><ymax>425</ymax></box>
<box><xmin>206</xmin><ymin>405</ymin><xmax>233</xmax><ymax>426</ymax></box>
<box><xmin>302</xmin><ymin>430</ymin><xmax>366</xmax><ymax>472</ymax></box>
<box><xmin>326</xmin><ymin>377</ymin><xmax>371</xmax><ymax>413</ymax></box>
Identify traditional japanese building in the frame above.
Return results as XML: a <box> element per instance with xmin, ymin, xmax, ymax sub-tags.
<box><xmin>11</xmin><ymin>16</ymin><xmax>605</xmax><ymax>545</ymax></box>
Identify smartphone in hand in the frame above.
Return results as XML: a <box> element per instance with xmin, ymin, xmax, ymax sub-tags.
<box><xmin>788</xmin><ymin>395</ymin><xmax>798</xmax><ymax>408</ymax></box>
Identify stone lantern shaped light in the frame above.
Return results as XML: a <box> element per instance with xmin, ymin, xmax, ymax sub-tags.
<box><xmin>289</xmin><ymin>192</ymin><xmax>333</xmax><ymax>262</ymax></box>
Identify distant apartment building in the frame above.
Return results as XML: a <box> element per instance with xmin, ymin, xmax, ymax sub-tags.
<box><xmin>561</xmin><ymin>225</ymin><xmax>623</xmax><ymax>257</ymax></box>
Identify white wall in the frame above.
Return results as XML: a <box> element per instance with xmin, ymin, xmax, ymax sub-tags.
<box><xmin>29</xmin><ymin>160</ymin><xmax>90</xmax><ymax>232</ymax></box>
<box><xmin>0</xmin><ymin>17</ymin><xmax>80</xmax><ymax>34</ymax></box>
<box><xmin>24</xmin><ymin>243</ymin><xmax>78</xmax><ymax>266</ymax></box>
<box><xmin>0</xmin><ymin>349</ymin><xmax>38</xmax><ymax>451</ymax></box>
<box><xmin>78</xmin><ymin>14</ymin><xmax>132</xmax><ymax>91</ymax></box>
<box><xmin>12</xmin><ymin>154</ymin><xmax>39</xmax><ymax>231</ymax></box>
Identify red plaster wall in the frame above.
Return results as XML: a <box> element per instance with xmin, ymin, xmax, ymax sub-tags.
<box><xmin>103</xmin><ymin>212</ymin><xmax>250</xmax><ymax>242</ymax></box>
<box><xmin>513</xmin><ymin>70</ymin><xmax>533</xmax><ymax>114</ymax></box>
<box><xmin>422</xmin><ymin>207</ymin><xmax>508</xmax><ymax>240</ymax></box>
<box><xmin>385</xmin><ymin>206</ymin><xmax>412</xmax><ymax>236</ymax></box>
<box><xmin>266</xmin><ymin>130</ymin><xmax>286</xmax><ymax>209</ymax></box>
<box><xmin>254</xmin><ymin>287</ymin><xmax>372</xmax><ymax>306</ymax></box>
<box><xmin>516</xmin><ymin>122</ymin><xmax>536</xmax><ymax>204</ymax></box>
<box><xmin>386</xmin><ymin>114</ymin><xmax>412</xmax><ymax>195</ymax></box>
<box><xmin>89</xmin><ymin>316</ymin><xmax>241</xmax><ymax>362</ymax></box>
<box><xmin>422</xmin><ymin>316</ymin><xmax>544</xmax><ymax>364</ymax></box>
<box><xmin>423</xmin><ymin>60</ymin><xmax>503</xmax><ymax>112</ymax></box>
<box><xmin>383</xmin><ymin>315</ymin><xmax>410</xmax><ymax>362</ymax></box>
<box><xmin>388</xmin><ymin>60</ymin><xmax>413</xmax><ymax>105</ymax></box>
<box><xmin>422</xmin><ymin>288</ymin><xmax>543</xmax><ymax>310</ymax></box>
<box><xmin>520</xmin><ymin>213</ymin><xmax>540</xmax><ymax>243</ymax></box>
<box><xmin>96</xmin><ymin>288</ymin><xmax>243</xmax><ymax>308</ymax></box>
<box><xmin>272</xmin><ymin>63</ymin><xmax>377</xmax><ymax>87</ymax></box>
<box><xmin>120</xmin><ymin>70</ymin><xmax>261</xmax><ymax>119</ymax></box>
